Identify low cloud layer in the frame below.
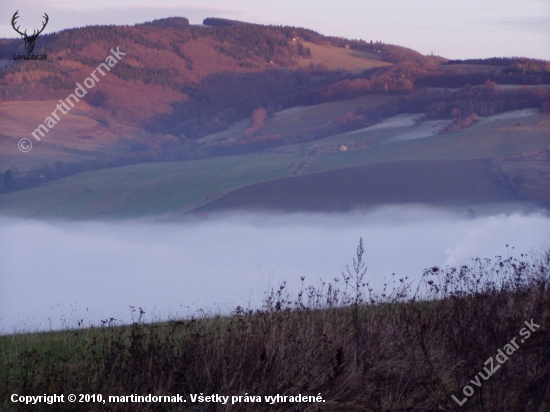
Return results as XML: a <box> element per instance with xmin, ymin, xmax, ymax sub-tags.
<box><xmin>1</xmin><ymin>204</ymin><xmax>549</xmax><ymax>332</ymax></box>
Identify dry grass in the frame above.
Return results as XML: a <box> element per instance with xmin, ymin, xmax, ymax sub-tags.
<box><xmin>0</xmin><ymin>101</ymin><xmax>113</xmax><ymax>141</ymax></box>
<box><xmin>0</xmin><ymin>100</ymin><xmax>140</xmax><ymax>172</ymax></box>
<box><xmin>1</xmin><ymin>239</ymin><xmax>549</xmax><ymax>411</ymax></box>
<box><xmin>294</xmin><ymin>42</ymin><xmax>392</xmax><ymax>73</ymax></box>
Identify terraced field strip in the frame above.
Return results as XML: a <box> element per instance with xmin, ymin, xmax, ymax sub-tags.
<box><xmin>195</xmin><ymin>159</ymin><xmax>517</xmax><ymax>213</ymax></box>
<box><xmin>304</xmin><ymin>112</ymin><xmax>550</xmax><ymax>174</ymax></box>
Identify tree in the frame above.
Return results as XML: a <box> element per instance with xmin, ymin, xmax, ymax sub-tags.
<box><xmin>244</xmin><ymin>108</ymin><xmax>267</xmax><ymax>136</ymax></box>
<box><xmin>3</xmin><ymin>169</ymin><xmax>13</xmax><ymax>186</ymax></box>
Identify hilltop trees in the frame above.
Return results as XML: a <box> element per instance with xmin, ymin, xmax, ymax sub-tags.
<box><xmin>447</xmin><ymin>57</ymin><xmax>550</xmax><ymax>72</ymax></box>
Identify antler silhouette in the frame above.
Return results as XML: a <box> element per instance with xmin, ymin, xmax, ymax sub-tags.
<box><xmin>11</xmin><ymin>11</ymin><xmax>49</xmax><ymax>38</ymax></box>
<box><xmin>35</xmin><ymin>13</ymin><xmax>49</xmax><ymax>37</ymax></box>
<box><xmin>11</xmin><ymin>11</ymin><xmax>25</xmax><ymax>37</ymax></box>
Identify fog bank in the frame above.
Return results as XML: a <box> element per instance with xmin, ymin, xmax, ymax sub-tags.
<box><xmin>1</xmin><ymin>204</ymin><xmax>548</xmax><ymax>333</ymax></box>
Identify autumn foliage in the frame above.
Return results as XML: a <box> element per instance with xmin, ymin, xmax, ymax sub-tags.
<box><xmin>245</xmin><ymin>108</ymin><xmax>267</xmax><ymax>136</ymax></box>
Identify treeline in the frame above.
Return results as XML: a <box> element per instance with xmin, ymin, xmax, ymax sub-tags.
<box><xmin>138</xmin><ymin>17</ymin><xmax>190</xmax><ymax>28</ymax></box>
<box><xmin>197</xmin><ymin>99</ymin><xmax>364</xmax><ymax>156</ymax></box>
<box><xmin>0</xmin><ymin>39</ymin><xmax>20</xmax><ymax>59</ymax></box>
<box><xmin>447</xmin><ymin>57</ymin><xmax>550</xmax><ymax>72</ymax></box>
<box><xmin>417</xmin><ymin>70</ymin><xmax>550</xmax><ymax>88</ymax></box>
<box><xmin>34</xmin><ymin>26</ymin><xmax>143</xmax><ymax>55</ymax></box>
<box><xmin>165</xmin><ymin>20</ymin><xmax>317</xmax><ymax>64</ymax></box>
<box><xmin>203</xmin><ymin>18</ymin><xmax>244</xmax><ymax>27</ymax></box>
<box><xmin>325</xmin><ymin>60</ymin><xmax>435</xmax><ymax>99</ymax></box>
<box><xmin>0</xmin><ymin>17</ymin><xmax>427</xmax><ymax>66</ymax></box>
<box><xmin>194</xmin><ymin>21</ymin><xmax>388</xmax><ymax>64</ymax></box>
<box><xmin>110</xmin><ymin>64</ymin><xmax>185</xmax><ymax>90</ymax></box>
<box><xmin>447</xmin><ymin>57</ymin><xmax>520</xmax><ymax>66</ymax></box>
<box><xmin>143</xmin><ymin>59</ymin><xmax>434</xmax><ymax>138</ymax></box>
<box><xmin>193</xmin><ymin>23</ymin><xmax>290</xmax><ymax>62</ymax></box>
<box><xmin>1</xmin><ymin>161</ymin><xmax>112</xmax><ymax>194</ymax></box>
<box><xmin>423</xmin><ymin>82</ymin><xmax>548</xmax><ymax>119</ymax></box>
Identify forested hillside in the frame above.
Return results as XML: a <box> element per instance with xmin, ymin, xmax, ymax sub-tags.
<box><xmin>0</xmin><ymin>17</ymin><xmax>549</xmax><ymax>200</ymax></box>
<box><xmin>1</xmin><ymin>17</ymin><xmax>547</xmax><ymax>135</ymax></box>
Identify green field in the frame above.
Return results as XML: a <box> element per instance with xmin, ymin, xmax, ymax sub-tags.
<box><xmin>0</xmin><ymin>152</ymin><xmax>301</xmax><ymax>218</ymax></box>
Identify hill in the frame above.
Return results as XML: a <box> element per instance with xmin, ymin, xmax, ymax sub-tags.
<box><xmin>0</xmin><ymin>17</ymin><xmax>549</xmax><ymax>216</ymax></box>
<box><xmin>0</xmin><ymin>17</ymin><xmax>424</xmax><ymax>132</ymax></box>
<box><xmin>0</xmin><ymin>17</ymin><xmax>436</xmax><ymax>175</ymax></box>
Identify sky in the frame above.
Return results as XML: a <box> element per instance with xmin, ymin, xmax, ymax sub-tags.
<box><xmin>0</xmin><ymin>0</ymin><xmax>548</xmax><ymax>60</ymax></box>
<box><xmin>1</xmin><ymin>206</ymin><xmax>549</xmax><ymax>332</ymax></box>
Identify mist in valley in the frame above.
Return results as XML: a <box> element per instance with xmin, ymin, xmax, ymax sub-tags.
<box><xmin>1</xmin><ymin>204</ymin><xmax>549</xmax><ymax>333</ymax></box>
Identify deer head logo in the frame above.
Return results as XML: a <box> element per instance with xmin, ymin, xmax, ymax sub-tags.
<box><xmin>11</xmin><ymin>11</ymin><xmax>49</xmax><ymax>54</ymax></box>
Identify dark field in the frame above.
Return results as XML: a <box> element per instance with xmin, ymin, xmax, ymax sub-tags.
<box><xmin>494</xmin><ymin>149</ymin><xmax>550</xmax><ymax>207</ymax></box>
<box><xmin>196</xmin><ymin>159</ymin><xmax>516</xmax><ymax>213</ymax></box>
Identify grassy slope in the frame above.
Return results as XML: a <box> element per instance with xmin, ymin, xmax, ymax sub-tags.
<box><xmin>304</xmin><ymin>111</ymin><xmax>550</xmax><ymax>173</ymax></box>
<box><xmin>0</xmin><ymin>152</ymin><xmax>301</xmax><ymax>218</ymax></box>
<box><xmin>294</xmin><ymin>41</ymin><xmax>392</xmax><ymax>72</ymax></box>
<box><xmin>0</xmin><ymin>100</ymin><xmax>139</xmax><ymax>172</ymax></box>
<box><xmin>198</xmin><ymin>94</ymin><xmax>395</xmax><ymax>144</ymax></box>
<box><xmin>1</xmin><ymin>109</ymin><xmax>548</xmax><ymax>218</ymax></box>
